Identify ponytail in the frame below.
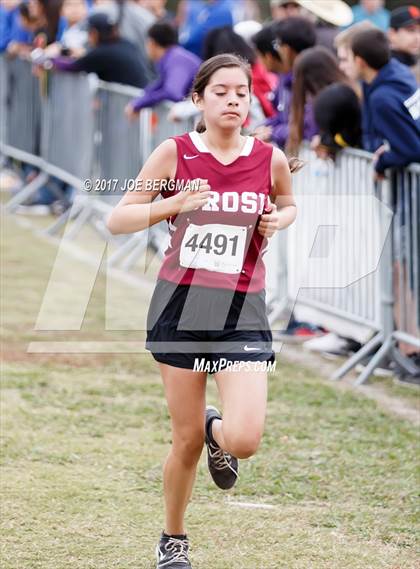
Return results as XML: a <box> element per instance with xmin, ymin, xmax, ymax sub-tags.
<box><xmin>195</xmin><ymin>118</ymin><xmax>206</xmax><ymax>133</ymax></box>
<box><xmin>287</xmin><ymin>156</ymin><xmax>305</xmax><ymax>173</ymax></box>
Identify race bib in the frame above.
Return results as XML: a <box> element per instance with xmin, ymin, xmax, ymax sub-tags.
<box><xmin>179</xmin><ymin>223</ymin><xmax>247</xmax><ymax>274</ymax></box>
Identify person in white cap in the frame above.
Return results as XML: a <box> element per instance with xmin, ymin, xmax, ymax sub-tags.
<box><xmin>270</xmin><ymin>0</ymin><xmax>301</xmax><ymax>21</ymax></box>
<box><xmin>271</xmin><ymin>0</ymin><xmax>354</xmax><ymax>51</ymax></box>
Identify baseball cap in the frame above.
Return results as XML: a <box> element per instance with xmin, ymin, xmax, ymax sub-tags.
<box><xmin>390</xmin><ymin>5</ymin><xmax>420</xmax><ymax>29</ymax></box>
<box><xmin>87</xmin><ymin>11</ymin><xmax>118</xmax><ymax>32</ymax></box>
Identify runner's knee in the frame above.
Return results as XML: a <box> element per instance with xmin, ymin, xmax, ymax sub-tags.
<box><xmin>171</xmin><ymin>428</ymin><xmax>205</xmax><ymax>466</ymax></box>
<box><xmin>223</xmin><ymin>431</ymin><xmax>262</xmax><ymax>459</ymax></box>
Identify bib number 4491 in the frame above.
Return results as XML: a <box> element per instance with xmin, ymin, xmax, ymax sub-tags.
<box><xmin>180</xmin><ymin>223</ymin><xmax>247</xmax><ymax>274</ymax></box>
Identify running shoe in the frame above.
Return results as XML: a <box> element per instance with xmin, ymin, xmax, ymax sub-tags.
<box><xmin>155</xmin><ymin>531</ymin><xmax>192</xmax><ymax>568</ymax></box>
<box><xmin>204</xmin><ymin>405</ymin><xmax>239</xmax><ymax>490</ymax></box>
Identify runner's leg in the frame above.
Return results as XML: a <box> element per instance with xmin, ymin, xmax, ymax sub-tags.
<box><xmin>211</xmin><ymin>367</ymin><xmax>268</xmax><ymax>459</ymax></box>
<box><xmin>159</xmin><ymin>363</ymin><xmax>207</xmax><ymax>535</ymax></box>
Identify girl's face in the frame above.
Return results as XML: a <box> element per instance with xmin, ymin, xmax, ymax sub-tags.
<box><xmin>62</xmin><ymin>0</ymin><xmax>88</xmax><ymax>26</ymax></box>
<box><xmin>193</xmin><ymin>67</ymin><xmax>251</xmax><ymax>130</ymax></box>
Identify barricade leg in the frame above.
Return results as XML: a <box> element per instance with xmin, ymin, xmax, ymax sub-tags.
<box><xmin>6</xmin><ymin>172</ymin><xmax>49</xmax><ymax>212</ymax></box>
<box><xmin>331</xmin><ymin>331</ymin><xmax>384</xmax><ymax>381</ymax></box>
<box><xmin>353</xmin><ymin>334</ymin><xmax>395</xmax><ymax>386</ymax></box>
<box><xmin>42</xmin><ymin>196</ymin><xmax>86</xmax><ymax>236</ymax></box>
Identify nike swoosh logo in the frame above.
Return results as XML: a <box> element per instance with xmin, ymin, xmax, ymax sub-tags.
<box><xmin>244</xmin><ymin>345</ymin><xmax>260</xmax><ymax>351</ymax></box>
<box><xmin>184</xmin><ymin>154</ymin><xmax>199</xmax><ymax>160</ymax></box>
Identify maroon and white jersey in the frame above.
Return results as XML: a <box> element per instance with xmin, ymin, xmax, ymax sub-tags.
<box><xmin>158</xmin><ymin>131</ymin><xmax>274</xmax><ymax>293</ymax></box>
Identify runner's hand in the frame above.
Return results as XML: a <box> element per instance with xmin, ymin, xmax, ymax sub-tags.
<box><xmin>174</xmin><ymin>179</ymin><xmax>212</xmax><ymax>213</ymax></box>
<box><xmin>258</xmin><ymin>201</ymin><xmax>282</xmax><ymax>237</ymax></box>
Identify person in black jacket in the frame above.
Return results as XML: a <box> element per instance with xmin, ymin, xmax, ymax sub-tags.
<box><xmin>388</xmin><ymin>5</ymin><xmax>420</xmax><ymax>82</ymax></box>
<box><xmin>51</xmin><ymin>11</ymin><xmax>149</xmax><ymax>88</ymax></box>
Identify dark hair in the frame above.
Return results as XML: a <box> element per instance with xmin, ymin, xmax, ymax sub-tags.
<box><xmin>276</xmin><ymin>17</ymin><xmax>316</xmax><ymax>54</ymax></box>
<box><xmin>19</xmin><ymin>2</ymin><xmax>35</xmax><ymax>22</ymax></box>
<box><xmin>36</xmin><ymin>0</ymin><xmax>64</xmax><ymax>45</ymax></box>
<box><xmin>148</xmin><ymin>21</ymin><xmax>178</xmax><ymax>47</ymax></box>
<box><xmin>287</xmin><ymin>46</ymin><xmax>350</xmax><ymax>154</ymax></box>
<box><xmin>252</xmin><ymin>24</ymin><xmax>281</xmax><ymax>61</ymax></box>
<box><xmin>191</xmin><ymin>54</ymin><xmax>303</xmax><ymax>173</ymax></box>
<box><xmin>313</xmin><ymin>83</ymin><xmax>362</xmax><ymax>150</ymax></box>
<box><xmin>203</xmin><ymin>26</ymin><xmax>256</xmax><ymax>64</ymax></box>
<box><xmin>351</xmin><ymin>29</ymin><xmax>390</xmax><ymax>70</ymax></box>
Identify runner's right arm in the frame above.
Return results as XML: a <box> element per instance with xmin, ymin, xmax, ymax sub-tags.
<box><xmin>106</xmin><ymin>139</ymin><xmax>211</xmax><ymax>235</ymax></box>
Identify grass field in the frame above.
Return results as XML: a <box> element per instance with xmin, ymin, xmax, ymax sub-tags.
<box><xmin>1</xmin><ymin>212</ymin><xmax>419</xmax><ymax>569</ymax></box>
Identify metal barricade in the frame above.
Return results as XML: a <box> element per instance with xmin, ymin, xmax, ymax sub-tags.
<box><xmin>0</xmin><ymin>56</ymin><xmax>7</xmax><ymax>153</ymax></box>
<box><xmin>284</xmin><ymin>145</ymin><xmax>382</xmax><ymax>345</ymax></box>
<box><xmin>92</xmin><ymin>81</ymin><xmax>151</xmax><ymax>194</ymax></box>
<box><xmin>333</xmin><ymin>165</ymin><xmax>419</xmax><ymax>384</ymax></box>
<box><xmin>151</xmin><ymin>102</ymin><xmax>196</xmax><ymax>150</ymax></box>
<box><xmin>41</xmin><ymin>69</ymin><xmax>95</xmax><ymax>187</ymax></box>
<box><xmin>0</xmin><ymin>55</ymin><xmax>42</xmax><ymax>166</ymax></box>
<box><xmin>391</xmin><ymin>164</ymin><xmax>420</xmax><ymax>347</ymax></box>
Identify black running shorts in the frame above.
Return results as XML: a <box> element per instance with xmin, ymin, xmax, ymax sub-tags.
<box><xmin>145</xmin><ymin>279</ymin><xmax>275</xmax><ymax>371</ymax></box>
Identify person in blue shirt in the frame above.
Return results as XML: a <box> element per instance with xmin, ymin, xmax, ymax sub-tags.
<box><xmin>350</xmin><ymin>27</ymin><xmax>420</xmax><ymax>178</ymax></box>
<box><xmin>178</xmin><ymin>0</ymin><xmax>234</xmax><ymax>58</ymax></box>
<box><xmin>0</xmin><ymin>2</ymin><xmax>33</xmax><ymax>52</ymax></box>
<box><xmin>351</xmin><ymin>0</ymin><xmax>390</xmax><ymax>31</ymax></box>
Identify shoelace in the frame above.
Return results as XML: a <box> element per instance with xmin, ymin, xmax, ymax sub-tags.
<box><xmin>160</xmin><ymin>537</ymin><xmax>190</xmax><ymax>566</ymax></box>
<box><xmin>208</xmin><ymin>442</ymin><xmax>239</xmax><ymax>478</ymax></box>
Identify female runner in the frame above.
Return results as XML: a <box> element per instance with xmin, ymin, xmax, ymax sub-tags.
<box><xmin>107</xmin><ymin>54</ymin><xmax>298</xmax><ymax>569</ymax></box>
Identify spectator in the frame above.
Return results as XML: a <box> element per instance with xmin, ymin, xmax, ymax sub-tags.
<box><xmin>254</xmin><ymin>17</ymin><xmax>317</xmax><ymax>149</ymax></box>
<box><xmin>334</xmin><ymin>20</ymin><xmax>376</xmax><ymax>85</ymax></box>
<box><xmin>350</xmin><ymin>28</ymin><xmax>420</xmax><ymax>177</ymax></box>
<box><xmin>202</xmin><ymin>26</ymin><xmax>277</xmax><ymax>119</ymax></box>
<box><xmin>28</xmin><ymin>0</ymin><xmax>67</xmax><ymax>47</ymax></box>
<box><xmin>298</xmin><ymin>0</ymin><xmax>353</xmax><ymax>51</ymax></box>
<box><xmin>43</xmin><ymin>0</ymin><xmax>89</xmax><ymax>58</ymax></box>
<box><xmin>59</xmin><ymin>0</ymin><xmax>89</xmax><ymax>52</ymax></box>
<box><xmin>178</xmin><ymin>0</ymin><xmax>234</xmax><ymax>58</ymax></box>
<box><xmin>271</xmin><ymin>0</ymin><xmax>353</xmax><ymax>50</ymax></box>
<box><xmin>138</xmin><ymin>0</ymin><xmax>175</xmax><ymax>23</ymax></box>
<box><xmin>252</xmin><ymin>23</ymin><xmax>282</xmax><ymax>74</ymax></box>
<box><xmin>388</xmin><ymin>5</ymin><xmax>420</xmax><ymax>82</ymax></box>
<box><xmin>287</xmin><ymin>46</ymin><xmax>351</xmax><ymax>154</ymax></box>
<box><xmin>270</xmin><ymin>0</ymin><xmax>300</xmax><ymax>21</ymax></box>
<box><xmin>1</xmin><ymin>0</ymin><xmax>33</xmax><ymax>52</ymax></box>
<box><xmin>350</xmin><ymin>0</ymin><xmax>390</xmax><ymax>32</ymax></box>
<box><xmin>51</xmin><ymin>11</ymin><xmax>149</xmax><ymax>87</ymax></box>
<box><xmin>124</xmin><ymin>21</ymin><xmax>200</xmax><ymax>119</ymax></box>
<box><xmin>93</xmin><ymin>0</ymin><xmax>156</xmax><ymax>82</ymax></box>
<box><xmin>233</xmin><ymin>19</ymin><xmax>262</xmax><ymax>45</ymax></box>
<box><xmin>4</xmin><ymin>0</ymin><xmax>66</xmax><ymax>55</ymax></box>
<box><xmin>312</xmin><ymin>83</ymin><xmax>362</xmax><ymax>158</ymax></box>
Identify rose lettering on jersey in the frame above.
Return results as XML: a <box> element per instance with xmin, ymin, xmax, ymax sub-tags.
<box><xmin>201</xmin><ymin>191</ymin><xmax>266</xmax><ymax>214</ymax></box>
